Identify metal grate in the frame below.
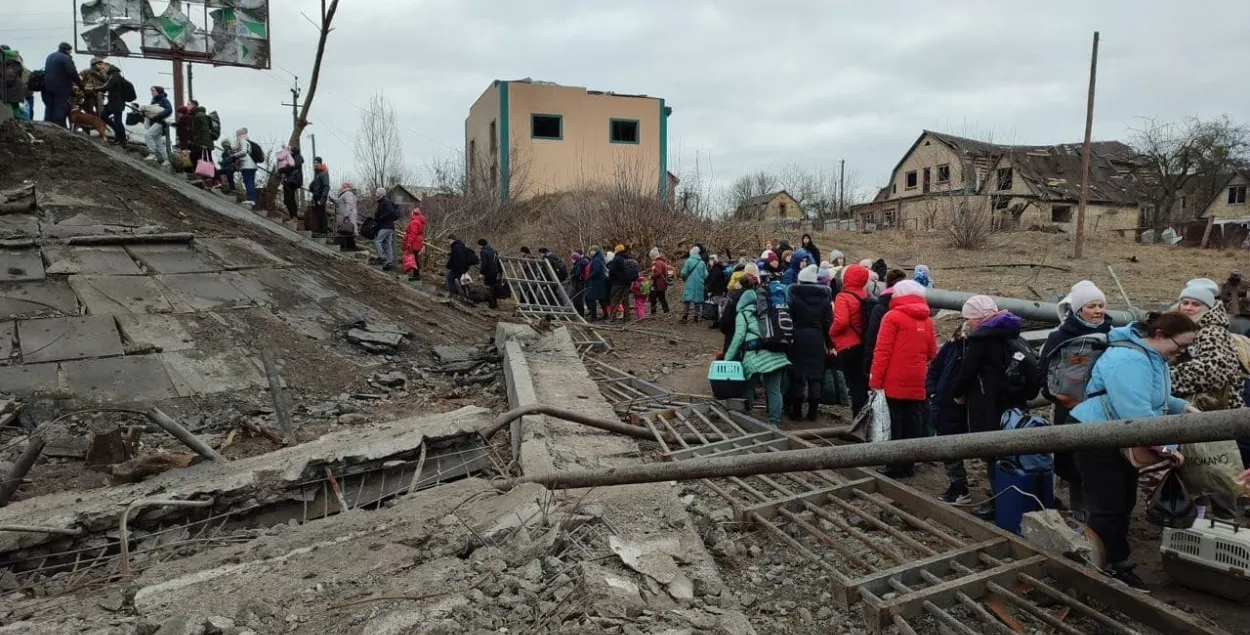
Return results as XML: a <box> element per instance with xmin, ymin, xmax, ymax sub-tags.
<box><xmin>498</xmin><ymin>255</ymin><xmax>610</xmax><ymax>353</ymax></box>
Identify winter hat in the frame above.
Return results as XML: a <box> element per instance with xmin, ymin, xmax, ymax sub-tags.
<box><xmin>961</xmin><ymin>295</ymin><xmax>999</xmax><ymax>321</ymax></box>
<box><xmin>828</xmin><ymin>249</ymin><xmax>845</xmax><ymax>265</ymax></box>
<box><xmin>477</xmin><ymin>239</ymin><xmax>489</xmax><ymax>247</ymax></box>
<box><xmin>859</xmin><ymin>259</ymin><xmax>873</xmax><ymax>268</ymax></box>
<box><xmin>1232</xmin><ymin>269</ymin><xmax>1244</xmax><ymax>280</ymax></box>
<box><xmin>649</xmin><ymin>247</ymin><xmax>660</xmax><ymax>259</ymax></box>
<box><xmin>797</xmin><ymin>265</ymin><xmax>820</xmax><ymax>284</ymax></box>
<box><xmin>235</xmin><ymin>127</ymin><xmax>248</xmax><ymax>136</ymax></box>
<box><xmin>589</xmin><ymin>244</ymin><xmax>601</xmax><ymax>255</ymax></box>
<box><xmin>615</xmin><ymin>244</ymin><xmax>626</xmax><ymax>253</ymax></box>
<box><xmin>766</xmin><ymin>251</ymin><xmax>779</xmax><ymax>263</ymax></box>
<box><xmin>760</xmin><ymin>249</ymin><xmax>773</xmax><ymax>260</ymax></box>
<box><xmin>571</xmin><ymin>250</ymin><xmax>582</xmax><ymax>260</ymax></box>
<box><xmin>892</xmin><ymin>280</ymin><xmax>927</xmax><ymax>299</ymax></box>
<box><xmin>689</xmin><ymin>245</ymin><xmax>701</xmax><ymax>256</ymax></box>
<box><xmin>1179</xmin><ymin>278</ymin><xmax>1219</xmax><ymax>309</ymax></box>
<box><xmin>913</xmin><ymin>264</ymin><xmax>932</xmax><ymax>288</ymax></box>
<box><xmin>817</xmin><ymin>266</ymin><xmax>832</xmax><ymax>285</ymax></box>
<box><xmin>1068</xmin><ymin>280</ymin><xmax>1106</xmax><ymax>312</ymax></box>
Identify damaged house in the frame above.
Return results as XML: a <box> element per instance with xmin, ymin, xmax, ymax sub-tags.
<box><xmin>852</xmin><ymin>130</ymin><xmax>1148</xmax><ymax>238</ymax></box>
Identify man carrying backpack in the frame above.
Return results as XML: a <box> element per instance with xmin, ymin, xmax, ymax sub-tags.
<box><xmin>98</xmin><ymin>60</ymin><xmax>133</xmax><ymax>145</ymax></box>
<box><xmin>445</xmin><ymin>234</ymin><xmax>478</xmax><ymax>296</ymax></box>
<box><xmin>41</xmin><ymin>42</ymin><xmax>83</xmax><ymax>128</ymax></box>
<box><xmin>477</xmin><ymin>239</ymin><xmax>501</xmax><ymax>309</ymax></box>
<box><xmin>950</xmin><ymin>295</ymin><xmax>1040</xmax><ymax>519</ymax></box>
<box><xmin>537</xmin><ymin>247</ymin><xmax>568</xmax><ymax>282</ymax></box>
<box><xmin>724</xmin><ymin>274</ymin><xmax>792</xmax><ymax>427</ymax></box>
<box><xmin>830</xmin><ymin>264</ymin><xmax>872</xmax><ymax>417</ymax></box>
<box><xmin>609</xmin><ymin>247</ymin><xmax>641</xmax><ymax>321</ymax></box>
<box><xmin>570</xmin><ymin>250</ymin><xmax>591</xmax><ymax>316</ymax></box>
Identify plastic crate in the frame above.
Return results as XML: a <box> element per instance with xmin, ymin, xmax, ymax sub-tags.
<box><xmin>1161</xmin><ymin>519</ymin><xmax>1250</xmax><ymax>601</ymax></box>
<box><xmin>708</xmin><ymin>361</ymin><xmax>746</xmax><ymax>400</ymax></box>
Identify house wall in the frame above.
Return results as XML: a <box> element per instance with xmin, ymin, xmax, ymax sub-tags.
<box><xmin>465</xmin><ymin>83</ymin><xmax>502</xmax><ymax>198</ymax></box>
<box><xmin>759</xmin><ymin>193</ymin><xmax>802</xmax><ymax>220</ymax></box>
<box><xmin>1201</xmin><ymin>174</ymin><xmax>1250</xmax><ymax>219</ymax></box>
<box><xmin>889</xmin><ymin>133</ymin><xmax>972</xmax><ymax>200</ymax></box>
<box><xmin>500</xmin><ymin>82</ymin><xmax>664</xmax><ymax>199</ymax></box>
<box><xmin>1017</xmin><ymin>201</ymin><xmax>1138</xmax><ymax>234</ymax></box>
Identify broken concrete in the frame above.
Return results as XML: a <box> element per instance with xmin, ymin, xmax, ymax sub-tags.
<box><xmin>17</xmin><ymin>315</ymin><xmax>124</xmax><ymax>363</ymax></box>
<box><xmin>126</xmin><ymin>244</ymin><xmax>223</xmax><ymax>275</ymax></box>
<box><xmin>0</xmin><ymin>281</ymin><xmax>79</xmax><ymax>319</ymax></box>
<box><xmin>41</xmin><ymin>245</ymin><xmax>144</xmax><ymax>276</ymax></box>
<box><xmin>0</xmin><ymin>248</ymin><xmax>44</xmax><ymax>282</ymax></box>
<box><xmin>61</xmin><ymin>355</ymin><xmax>178</xmax><ymax>402</ymax></box>
<box><xmin>69</xmin><ymin>274</ymin><xmax>174</xmax><ymax>315</ymax></box>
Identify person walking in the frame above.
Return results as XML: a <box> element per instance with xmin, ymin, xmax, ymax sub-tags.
<box><xmin>570</xmin><ymin>250</ymin><xmax>590</xmax><ymax>316</ymax></box>
<box><xmin>76</xmin><ymin>57</ymin><xmax>112</xmax><ymax>116</ymax></box>
<box><xmin>401</xmin><ymin>203</ymin><xmax>426</xmax><ymax>281</ymax></box>
<box><xmin>97</xmin><ymin>60</ymin><xmax>129</xmax><ymax>145</ymax></box>
<box><xmin>680</xmin><ymin>246</ymin><xmax>708</xmax><ymax>324</ymax></box>
<box><xmin>135</xmin><ymin>86</ymin><xmax>172</xmax><ymax>164</ymax></box>
<box><xmin>609</xmin><ymin>248</ymin><xmax>641</xmax><ymax>321</ymax></box>
<box><xmin>190</xmin><ymin>100</ymin><xmax>214</xmax><ymax>181</ymax></box>
<box><xmin>704</xmin><ymin>254</ymin><xmax>730</xmax><ymax>323</ymax></box>
<box><xmin>229</xmin><ymin>128</ymin><xmax>260</xmax><ymax>204</ymax></box>
<box><xmin>278</xmin><ymin>146</ymin><xmax>305</xmax><ymax>220</ymax></box>
<box><xmin>334</xmin><ymin>182</ymin><xmax>360</xmax><ymax>252</ymax></box>
<box><xmin>724</xmin><ymin>275</ymin><xmax>792</xmax><ymax>427</ymax></box>
<box><xmin>445</xmin><ymin>234</ymin><xmax>477</xmax><ymax>296</ymax></box>
<box><xmin>478</xmin><ymin>239</ymin><xmax>501</xmax><ymax>309</ymax></box>
<box><xmin>648</xmin><ymin>247</ymin><xmax>671</xmax><ymax>315</ymax></box>
<box><xmin>41</xmin><ymin>42</ymin><xmax>81</xmax><ymax>128</ymax></box>
<box><xmin>372</xmin><ymin>188</ymin><xmax>401</xmax><ymax>271</ymax></box>
<box><xmin>217</xmin><ymin>140</ymin><xmax>237</xmax><ymax>194</ymax></box>
<box><xmin>1070</xmin><ymin>311</ymin><xmax>1198</xmax><ymax>591</ymax></box>
<box><xmin>719</xmin><ymin>264</ymin><xmax>755</xmax><ymax>354</ymax></box>
<box><xmin>949</xmin><ymin>296</ymin><xmax>1031</xmax><ymax>519</ymax></box>
<box><xmin>308</xmin><ymin>157</ymin><xmax>331</xmax><ymax>239</ymax></box>
<box><xmin>1040</xmin><ymin>280</ymin><xmax>1112</xmax><ymax>518</ymax></box>
<box><xmin>0</xmin><ymin>46</ymin><xmax>25</xmax><ymax>120</ymax></box>
<box><xmin>786</xmin><ymin>265</ymin><xmax>834</xmax><ymax>421</ymax></box>
<box><xmin>928</xmin><ymin>322</ymin><xmax>970</xmax><ymax>502</ymax></box>
<box><xmin>831</xmin><ymin>264</ymin><xmax>872</xmax><ymax>417</ymax></box>
<box><xmin>869</xmin><ymin>280</ymin><xmax>937</xmax><ymax>477</ymax></box>
<box><xmin>586</xmin><ymin>246</ymin><xmax>610</xmax><ymax>322</ymax></box>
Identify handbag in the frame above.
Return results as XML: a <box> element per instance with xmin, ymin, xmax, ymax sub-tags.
<box><xmin>125</xmin><ymin>111</ymin><xmax>143</xmax><ymax>126</ymax></box>
<box><xmin>194</xmin><ymin>151</ymin><xmax>216</xmax><ymax>179</ymax></box>
<box><xmin>1145</xmin><ymin>468</ymin><xmax>1197</xmax><ymax>528</ymax></box>
<box><xmin>358</xmin><ymin>217</ymin><xmax>379</xmax><ymax>240</ymax></box>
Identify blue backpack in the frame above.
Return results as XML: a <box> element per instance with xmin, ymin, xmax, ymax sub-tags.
<box><xmin>750</xmin><ymin>280</ymin><xmax>794</xmax><ymax>353</ymax></box>
<box><xmin>999</xmin><ymin>408</ymin><xmax>1053</xmax><ymax>472</ymax></box>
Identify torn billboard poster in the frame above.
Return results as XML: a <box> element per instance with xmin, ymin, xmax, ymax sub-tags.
<box><xmin>208</xmin><ymin>7</ymin><xmax>269</xmax><ymax>67</ymax></box>
<box><xmin>142</xmin><ymin>2</ymin><xmax>206</xmax><ymax>53</ymax></box>
<box><xmin>80</xmin><ymin>0</ymin><xmax>151</xmax><ymax>28</ymax></box>
<box><xmin>81</xmin><ymin>24</ymin><xmax>136</xmax><ymax>56</ymax></box>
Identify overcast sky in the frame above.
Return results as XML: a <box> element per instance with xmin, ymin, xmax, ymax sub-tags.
<box><xmin>3</xmin><ymin>0</ymin><xmax>1248</xmax><ymax>199</ymax></box>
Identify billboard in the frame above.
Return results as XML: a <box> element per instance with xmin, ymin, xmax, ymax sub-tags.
<box><xmin>74</xmin><ymin>0</ymin><xmax>271</xmax><ymax>69</ymax></box>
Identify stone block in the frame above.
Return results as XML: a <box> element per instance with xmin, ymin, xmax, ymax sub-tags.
<box><xmin>116</xmin><ymin>314</ymin><xmax>195</xmax><ymax>352</ymax></box>
<box><xmin>127</xmin><ymin>244</ymin><xmax>223</xmax><ymax>274</ymax></box>
<box><xmin>62</xmin><ymin>355</ymin><xmax>178</xmax><ymax>402</ymax></box>
<box><xmin>42</xmin><ymin>245</ymin><xmax>143</xmax><ymax>275</ymax></box>
<box><xmin>0</xmin><ymin>280</ymin><xmax>80</xmax><ymax>319</ymax></box>
<box><xmin>161</xmin><ymin>349</ymin><xmax>266</xmax><ymax>396</ymax></box>
<box><xmin>155</xmin><ymin>273</ymin><xmax>268</xmax><ymax>312</ymax></box>
<box><xmin>18</xmin><ymin>315</ymin><xmax>124</xmax><ymax>363</ymax></box>
<box><xmin>69</xmin><ymin>274</ymin><xmax>174</xmax><ymax>315</ymax></box>
<box><xmin>0</xmin><ymin>363</ymin><xmax>60</xmax><ymax>395</ymax></box>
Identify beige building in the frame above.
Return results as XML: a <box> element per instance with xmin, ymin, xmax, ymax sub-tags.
<box><xmin>465</xmin><ymin>78</ymin><xmax>671</xmax><ymax>201</ymax></box>
<box><xmin>733</xmin><ymin>190</ymin><xmax>803</xmax><ymax>221</ymax></box>
<box><xmin>1198</xmin><ymin>171</ymin><xmax>1250</xmax><ymax>219</ymax></box>
<box><xmin>853</xmin><ymin>131</ymin><xmax>1145</xmax><ymax>236</ymax></box>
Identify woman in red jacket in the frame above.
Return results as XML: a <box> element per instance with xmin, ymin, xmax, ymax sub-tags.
<box><xmin>869</xmin><ymin>280</ymin><xmax>937</xmax><ymax>478</ymax></box>
<box><xmin>402</xmin><ymin>206</ymin><xmax>426</xmax><ymax>281</ymax></box>
<box><xmin>830</xmin><ymin>264</ymin><xmax>871</xmax><ymax>416</ymax></box>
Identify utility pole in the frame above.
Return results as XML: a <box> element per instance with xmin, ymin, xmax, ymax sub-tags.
<box><xmin>281</xmin><ymin>77</ymin><xmax>302</xmax><ymax>147</ymax></box>
<box><xmin>1074</xmin><ymin>31</ymin><xmax>1100</xmax><ymax>260</ymax></box>
<box><xmin>309</xmin><ymin>133</ymin><xmax>317</xmax><ymax>160</ymax></box>
<box><xmin>186</xmin><ymin>62</ymin><xmax>194</xmax><ymax>102</ymax></box>
<box><xmin>171</xmin><ymin>57</ymin><xmax>185</xmax><ymax>107</ymax></box>
<box><xmin>838</xmin><ymin>159</ymin><xmax>846</xmax><ymax>220</ymax></box>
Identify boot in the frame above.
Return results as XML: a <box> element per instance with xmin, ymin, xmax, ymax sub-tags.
<box><xmin>805</xmin><ymin>401</ymin><xmax>820</xmax><ymax>421</ymax></box>
<box><xmin>786</xmin><ymin>402</ymin><xmax>803</xmax><ymax>422</ymax></box>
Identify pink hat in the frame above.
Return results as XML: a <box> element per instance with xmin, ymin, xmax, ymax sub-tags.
<box><xmin>961</xmin><ymin>295</ymin><xmax>999</xmax><ymax>320</ymax></box>
<box><xmin>892</xmin><ymin>280</ymin><xmax>927</xmax><ymax>298</ymax></box>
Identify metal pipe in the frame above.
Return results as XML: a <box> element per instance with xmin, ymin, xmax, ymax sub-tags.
<box><xmin>0</xmin><ymin>438</ymin><xmax>45</xmax><ymax>506</ymax></box>
<box><xmin>0</xmin><ymin>524</ymin><xmax>84</xmax><ymax>536</ymax></box>
<box><xmin>924</xmin><ymin>287</ymin><xmax>1141</xmax><ymax>326</ymax></box>
<box><xmin>146</xmin><ymin>408</ymin><xmax>226</xmax><ymax>462</ymax></box>
<box><xmin>496</xmin><ymin>409</ymin><xmax>1250</xmax><ymax>491</ymax></box>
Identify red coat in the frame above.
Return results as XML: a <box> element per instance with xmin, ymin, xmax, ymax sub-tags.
<box><xmin>868</xmin><ymin>295</ymin><xmax>937</xmax><ymax>400</ymax></box>
<box><xmin>402</xmin><ymin>211</ymin><xmax>425</xmax><ymax>252</ymax></box>
<box><xmin>830</xmin><ymin>265</ymin><xmax>870</xmax><ymax>353</ymax></box>
<box><xmin>650</xmin><ymin>257</ymin><xmax>670</xmax><ymax>291</ymax></box>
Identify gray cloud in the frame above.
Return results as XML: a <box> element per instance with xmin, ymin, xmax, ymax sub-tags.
<box><xmin>3</xmin><ymin>0</ymin><xmax>1249</xmax><ymax>200</ymax></box>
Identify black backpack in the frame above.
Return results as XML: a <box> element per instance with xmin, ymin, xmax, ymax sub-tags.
<box><xmin>248</xmin><ymin>140</ymin><xmax>265</xmax><ymax>164</ymax></box>
<box><xmin>208</xmin><ymin>111</ymin><xmax>221</xmax><ymax>140</ymax></box>
<box><xmin>544</xmin><ymin>253</ymin><xmax>568</xmax><ymax>281</ymax></box>
<box><xmin>1003</xmin><ymin>337</ymin><xmax>1042</xmax><ymax>402</ymax></box>
<box><xmin>620</xmin><ymin>257</ymin><xmax>640</xmax><ymax>283</ymax></box>
<box><xmin>119</xmin><ymin>77</ymin><xmax>136</xmax><ymax>102</ymax></box>
<box><xmin>26</xmin><ymin>69</ymin><xmax>45</xmax><ymax>92</ymax></box>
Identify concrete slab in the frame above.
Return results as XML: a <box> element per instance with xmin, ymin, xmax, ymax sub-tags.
<box><xmin>195</xmin><ymin>237</ymin><xmax>291</xmax><ymax>269</ymax></box>
<box><xmin>0</xmin><ymin>320</ymin><xmax>13</xmax><ymax>359</ymax></box>
<box><xmin>0</xmin><ymin>280</ymin><xmax>80</xmax><ymax>319</ymax></box>
<box><xmin>248</xmin><ymin>268</ymin><xmax>338</xmax><ymax>304</ymax></box>
<box><xmin>68</xmin><ymin>274</ymin><xmax>174</xmax><ymax>315</ymax></box>
<box><xmin>160</xmin><ymin>349</ymin><xmax>266</xmax><ymax>396</ymax></box>
<box><xmin>17</xmin><ymin>315</ymin><xmax>124</xmax><ymax>363</ymax></box>
<box><xmin>263</xmin><ymin>303</ymin><xmax>334</xmax><ymax>340</ymax></box>
<box><xmin>125</xmin><ymin>244</ymin><xmax>223</xmax><ymax>274</ymax></box>
<box><xmin>155</xmin><ymin>272</ymin><xmax>268</xmax><ymax>312</ymax></box>
<box><xmin>0</xmin><ymin>362</ymin><xmax>60</xmax><ymax>395</ymax></box>
<box><xmin>0</xmin><ymin>248</ymin><xmax>45</xmax><ymax>282</ymax></box>
<box><xmin>61</xmin><ymin>355</ymin><xmax>178</xmax><ymax>402</ymax></box>
<box><xmin>42</xmin><ymin>245</ymin><xmax>143</xmax><ymax>275</ymax></box>
<box><xmin>116</xmin><ymin>314</ymin><xmax>195</xmax><ymax>352</ymax></box>
<box><xmin>0</xmin><ymin>214</ymin><xmax>39</xmax><ymax>240</ymax></box>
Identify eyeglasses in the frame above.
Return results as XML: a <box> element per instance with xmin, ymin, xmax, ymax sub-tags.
<box><xmin>1169</xmin><ymin>336</ymin><xmax>1191</xmax><ymax>351</ymax></box>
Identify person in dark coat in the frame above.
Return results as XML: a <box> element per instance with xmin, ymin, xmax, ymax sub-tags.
<box><xmin>189</xmin><ymin>101</ymin><xmax>213</xmax><ymax>176</ymax></box>
<box><xmin>800</xmin><ymin>234</ymin><xmax>820</xmax><ymax>264</ymax></box>
<box><xmin>862</xmin><ymin>269</ymin><xmax>907</xmax><ymax>374</ymax></box>
<box><xmin>949</xmin><ymin>295</ymin><xmax>1026</xmax><ymax>519</ymax></box>
<box><xmin>927</xmin><ymin>324</ymin><xmax>970</xmax><ymax>503</ymax></box>
<box><xmin>477</xmin><ymin>239</ymin><xmax>501</xmax><ymax>309</ymax></box>
<box><xmin>586</xmin><ymin>246</ymin><xmax>610</xmax><ymax>321</ymax></box>
<box><xmin>41</xmin><ymin>42</ymin><xmax>82</xmax><ymax>128</ymax></box>
<box><xmin>372</xmin><ymin>188</ymin><xmax>401</xmax><ymax>270</ymax></box>
<box><xmin>786</xmin><ymin>265</ymin><xmax>834</xmax><ymax>421</ymax></box>
<box><xmin>1</xmin><ymin>47</ymin><xmax>25</xmax><ymax>119</ymax></box>
<box><xmin>445</xmin><ymin>234</ymin><xmax>477</xmax><ymax>296</ymax></box>
<box><xmin>308</xmin><ymin>158</ymin><xmax>331</xmax><ymax>238</ymax></box>
<box><xmin>99</xmin><ymin>62</ymin><xmax>128</xmax><ymax>144</ymax></box>
<box><xmin>1039</xmin><ymin>281</ymin><xmax>1111</xmax><ymax>518</ymax></box>
<box><xmin>870</xmin><ymin>258</ymin><xmax>888</xmax><ymax>285</ymax></box>
<box><xmin>280</xmin><ymin>146</ymin><xmax>305</xmax><ymax>220</ymax></box>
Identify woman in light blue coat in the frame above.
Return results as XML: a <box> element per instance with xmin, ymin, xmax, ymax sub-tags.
<box><xmin>1068</xmin><ymin>311</ymin><xmax>1198</xmax><ymax>591</ymax></box>
<box><xmin>680</xmin><ymin>246</ymin><xmax>708</xmax><ymax>323</ymax></box>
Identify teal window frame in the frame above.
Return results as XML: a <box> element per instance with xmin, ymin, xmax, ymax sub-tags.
<box><xmin>609</xmin><ymin>118</ymin><xmax>641</xmax><ymax>145</ymax></box>
<box><xmin>530</xmin><ymin>113</ymin><xmax>563</xmax><ymax>140</ymax></box>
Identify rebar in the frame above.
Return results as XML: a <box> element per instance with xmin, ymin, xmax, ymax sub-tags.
<box><xmin>118</xmin><ymin>498</ymin><xmax>214</xmax><ymax>578</ymax></box>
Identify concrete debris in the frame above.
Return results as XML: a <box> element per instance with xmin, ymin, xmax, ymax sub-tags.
<box><xmin>1021</xmin><ymin>509</ymin><xmax>1106</xmax><ymax>569</ymax></box>
<box><xmin>345</xmin><ymin>321</ymin><xmax>410</xmax><ymax>353</ymax></box>
<box><xmin>153</xmin><ymin>615</ymin><xmax>206</xmax><ymax>635</ymax></box>
<box><xmin>371</xmin><ymin>370</ymin><xmax>408</xmax><ymax>388</ymax></box>
<box><xmin>609</xmin><ymin>534</ymin><xmax>684</xmax><ymax>585</ymax></box>
<box><xmin>580</xmin><ymin>561</ymin><xmax>645</xmax><ymax>617</ymax></box>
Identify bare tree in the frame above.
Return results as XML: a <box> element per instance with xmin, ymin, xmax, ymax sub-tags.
<box><xmin>353</xmin><ymin>92</ymin><xmax>408</xmax><ymax>193</ymax></box>
<box><xmin>259</xmin><ymin>0</ymin><xmax>340</xmax><ymax>210</ymax></box>
<box><xmin>416</xmin><ymin>145</ymin><xmax>534</xmax><ymax>242</ymax></box>
<box><xmin>727</xmin><ymin>171</ymin><xmax>781</xmax><ymax>211</ymax></box>
<box><xmin>1131</xmin><ymin>115</ymin><xmax>1250</xmax><ymax>231</ymax></box>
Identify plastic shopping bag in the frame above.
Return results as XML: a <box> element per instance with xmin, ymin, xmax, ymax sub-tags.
<box><xmin>1146</xmin><ymin>468</ymin><xmax>1197</xmax><ymax>528</ymax></box>
<box><xmin>851</xmin><ymin>390</ymin><xmax>891</xmax><ymax>443</ymax></box>
<box><xmin>1178</xmin><ymin>440</ymin><xmax>1244</xmax><ymax>504</ymax></box>
<box><xmin>402</xmin><ymin>252</ymin><xmax>417</xmax><ymax>273</ymax></box>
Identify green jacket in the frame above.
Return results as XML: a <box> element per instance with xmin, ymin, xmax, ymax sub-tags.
<box><xmin>724</xmin><ymin>289</ymin><xmax>790</xmax><ymax>379</ymax></box>
<box><xmin>191</xmin><ymin>107</ymin><xmax>213</xmax><ymax>149</ymax></box>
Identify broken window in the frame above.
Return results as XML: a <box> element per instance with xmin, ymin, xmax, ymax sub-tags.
<box><xmin>884</xmin><ymin>210</ymin><xmax>896</xmax><ymax>227</ymax></box>
<box><xmin>994</xmin><ymin>195</ymin><xmax>1009</xmax><ymax>210</ymax></box>
<box><xmin>609</xmin><ymin>119</ymin><xmax>640</xmax><ymax>144</ymax></box>
<box><xmin>936</xmin><ymin>164</ymin><xmax>951</xmax><ymax>183</ymax></box>
<box><xmin>1051</xmin><ymin>205</ymin><xmax>1072</xmax><ymax>223</ymax></box>
<box><xmin>996</xmin><ymin>168</ymin><xmax>1013</xmax><ymax>191</ymax></box>
<box><xmin>531</xmin><ymin>114</ymin><xmax>562</xmax><ymax>140</ymax></box>
<box><xmin>923</xmin><ymin>168</ymin><xmax>931</xmax><ymax>193</ymax></box>
<box><xmin>1229</xmin><ymin>185</ymin><xmax>1247</xmax><ymax>205</ymax></box>
<box><xmin>905</xmin><ymin>171</ymin><xmax>918</xmax><ymax>189</ymax></box>
<box><xmin>779</xmin><ymin>202</ymin><xmax>788</xmax><ymax>218</ymax></box>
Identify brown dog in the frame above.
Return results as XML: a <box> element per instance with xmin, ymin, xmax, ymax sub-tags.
<box><xmin>70</xmin><ymin>108</ymin><xmax>110</xmax><ymax>139</ymax></box>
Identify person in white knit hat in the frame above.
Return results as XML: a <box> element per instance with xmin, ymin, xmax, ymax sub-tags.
<box><xmin>1040</xmin><ymin>280</ymin><xmax>1111</xmax><ymax>521</ymax></box>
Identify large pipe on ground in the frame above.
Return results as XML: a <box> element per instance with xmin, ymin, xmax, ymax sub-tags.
<box><xmin>924</xmin><ymin>288</ymin><xmax>1141</xmax><ymax>326</ymax></box>
<box><xmin>495</xmin><ymin>409</ymin><xmax>1250</xmax><ymax>491</ymax></box>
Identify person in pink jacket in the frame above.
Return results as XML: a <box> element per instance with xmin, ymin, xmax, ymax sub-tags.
<box><xmin>402</xmin><ymin>205</ymin><xmax>426</xmax><ymax>281</ymax></box>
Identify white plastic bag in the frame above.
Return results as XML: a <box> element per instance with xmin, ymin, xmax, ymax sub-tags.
<box><xmin>867</xmin><ymin>390</ymin><xmax>891</xmax><ymax>443</ymax></box>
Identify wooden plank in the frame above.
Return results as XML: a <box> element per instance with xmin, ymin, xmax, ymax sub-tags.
<box><xmin>853</xmin><ymin>539</ymin><xmax>1009</xmax><ymax>598</ymax></box>
<box><xmin>740</xmin><ymin>477</ymin><xmax>876</xmax><ymax>522</ymax></box>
